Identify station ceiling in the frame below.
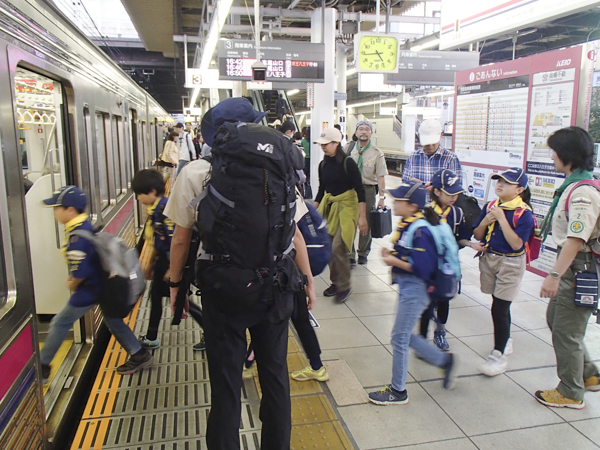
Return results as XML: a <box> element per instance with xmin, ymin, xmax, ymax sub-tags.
<box><xmin>96</xmin><ymin>1</ymin><xmax>600</xmax><ymax>113</ymax></box>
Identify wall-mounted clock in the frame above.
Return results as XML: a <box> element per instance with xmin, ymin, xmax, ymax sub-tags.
<box><xmin>354</xmin><ymin>34</ymin><xmax>399</xmax><ymax>73</ymax></box>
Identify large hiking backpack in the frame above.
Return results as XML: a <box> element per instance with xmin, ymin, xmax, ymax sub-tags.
<box><xmin>402</xmin><ymin>219</ymin><xmax>461</xmax><ymax>302</ymax></box>
<box><xmin>71</xmin><ymin>230</ymin><xmax>145</xmax><ymax>318</ymax></box>
<box><xmin>296</xmin><ymin>201</ymin><xmax>332</xmax><ymax>276</ymax></box>
<box><xmin>195</xmin><ymin>122</ymin><xmax>305</xmax><ymax>313</ymax></box>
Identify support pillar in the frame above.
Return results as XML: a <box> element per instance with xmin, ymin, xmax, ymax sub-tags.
<box><xmin>336</xmin><ymin>46</ymin><xmax>347</xmax><ymax>144</ymax></box>
<box><xmin>232</xmin><ymin>81</ymin><xmax>243</xmax><ymax>98</ymax></box>
<box><xmin>310</xmin><ymin>7</ymin><xmax>336</xmax><ymax>191</ymax></box>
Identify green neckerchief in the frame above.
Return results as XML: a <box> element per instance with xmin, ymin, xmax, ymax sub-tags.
<box><xmin>356</xmin><ymin>140</ymin><xmax>371</xmax><ymax>173</ymax></box>
<box><xmin>539</xmin><ymin>168</ymin><xmax>594</xmax><ymax>242</ymax></box>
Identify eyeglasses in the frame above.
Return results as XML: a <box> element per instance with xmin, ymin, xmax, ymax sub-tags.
<box><xmin>357</xmin><ymin>127</ymin><xmax>371</xmax><ymax>132</ymax></box>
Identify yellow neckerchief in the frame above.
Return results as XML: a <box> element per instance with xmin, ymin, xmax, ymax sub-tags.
<box><xmin>430</xmin><ymin>200</ymin><xmax>450</xmax><ymax>223</ymax></box>
<box><xmin>390</xmin><ymin>211</ymin><xmax>425</xmax><ymax>244</ymax></box>
<box><xmin>61</xmin><ymin>213</ymin><xmax>89</xmax><ymax>261</ymax></box>
<box><xmin>144</xmin><ymin>198</ymin><xmax>161</xmax><ymax>246</ymax></box>
<box><xmin>484</xmin><ymin>196</ymin><xmax>529</xmax><ymax>246</ymax></box>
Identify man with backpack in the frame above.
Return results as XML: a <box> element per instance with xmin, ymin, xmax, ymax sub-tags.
<box><xmin>275</xmin><ymin>94</ymin><xmax>289</xmax><ymax>121</ymax></box>
<box><xmin>39</xmin><ymin>186</ymin><xmax>152</xmax><ymax>383</ymax></box>
<box><xmin>165</xmin><ymin>97</ymin><xmax>310</xmax><ymax>449</ymax></box>
<box><xmin>344</xmin><ymin>119</ymin><xmax>388</xmax><ymax>266</ymax></box>
<box><xmin>175</xmin><ymin>122</ymin><xmax>196</xmax><ymax>174</ymax></box>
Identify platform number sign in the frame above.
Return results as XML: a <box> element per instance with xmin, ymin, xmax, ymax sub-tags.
<box><xmin>191</xmin><ymin>73</ymin><xmax>202</xmax><ymax>85</ymax></box>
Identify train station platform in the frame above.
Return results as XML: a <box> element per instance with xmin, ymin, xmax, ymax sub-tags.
<box><xmin>70</xmin><ymin>176</ymin><xmax>600</xmax><ymax>450</ymax></box>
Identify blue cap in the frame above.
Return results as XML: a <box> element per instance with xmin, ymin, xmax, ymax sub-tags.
<box><xmin>387</xmin><ymin>180</ymin><xmax>426</xmax><ymax>209</ymax></box>
<box><xmin>491</xmin><ymin>167</ymin><xmax>528</xmax><ymax>188</ymax></box>
<box><xmin>201</xmin><ymin>97</ymin><xmax>267</xmax><ymax>147</ymax></box>
<box><xmin>41</xmin><ymin>185</ymin><xmax>87</xmax><ymax>211</ymax></box>
<box><xmin>431</xmin><ymin>169</ymin><xmax>464</xmax><ymax>195</ymax></box>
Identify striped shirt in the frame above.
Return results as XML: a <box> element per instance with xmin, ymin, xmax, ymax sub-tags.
<box><xmin>402</xmin><ymin>146</ymin><xmax>462</xmax><ymax>188</ymax></box>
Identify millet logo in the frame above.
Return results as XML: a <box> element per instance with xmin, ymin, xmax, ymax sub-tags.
<box><xmin>257</xmin><ymin>143</ymin><xmax>274</xmax><ymax>154</ymax></box>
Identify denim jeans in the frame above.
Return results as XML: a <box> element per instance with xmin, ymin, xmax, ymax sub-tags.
<box><xmin>391</xmin><ymin>273</ymin><xmax>451</xmax><ymax>392</ymax></box>
<box><xmin>40</xmin><ymin>302</ymin><xmax>141</xmax><ymax>366</ymax></box>
<box><xmin>177</xmin><ymin>159</ymin><xmax>189</xmax><ymax>175</ymax></box>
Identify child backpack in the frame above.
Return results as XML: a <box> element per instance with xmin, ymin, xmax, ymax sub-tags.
<box><xmin>70</xmin><ymin>230</ymin><xmax>145</xmax><ymax>318</ymax></box>
<box><xmin>296</xmin><ymin>201</ymin><xmax>332</xmax><ymax>276</ymax></box>
<box><xmin>486</xmin><ymin>200</ymin><xmax>541</xmax><ymax>264</ymax></box>
<box><xmin>454</xmin><ymin>193</ymin><xmax>481</xmax><ymax>234</ymax></box>
<box><xmin>194</xmin><ymin>122</ymin><xmax>305</xmax><ymax>313</ymax></box>
<box><xmin>402</xmin><ymin>219</ymin><xmax>461</xmax><ymax>302</ymax></box>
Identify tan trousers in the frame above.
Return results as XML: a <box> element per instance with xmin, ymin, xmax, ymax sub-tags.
<box><xmin>330</xmin><ymin>225</ymin><xmax>351</xmax><ymax>291</ymax></box>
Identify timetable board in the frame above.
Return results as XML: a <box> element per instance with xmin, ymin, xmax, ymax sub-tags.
<box><xmin>453</xmin><ymin>44</ymin><xmax>596</xmax><ymax>275</ymax></box>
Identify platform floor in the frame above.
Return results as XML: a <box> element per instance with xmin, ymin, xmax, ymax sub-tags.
<box><xmin>71</xmin><ymin>176</ymin><xmax>600</xmax><ymax>450</ymax></box>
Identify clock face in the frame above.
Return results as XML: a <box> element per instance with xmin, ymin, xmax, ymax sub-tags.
<box><xmin>358</xmin><ymin>35</ymin><xmax>398</xmax><ymax>72</ymax></box>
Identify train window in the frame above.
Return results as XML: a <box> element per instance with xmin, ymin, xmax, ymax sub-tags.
<box><xmin>111</xmin><ymin>116</ymin><xmax>123</xmax><ymax>197</ymax></box>
<box><xmin>83</xmin><ymin>107</ymin><xmax>97</xmax><ymax>219</ymax></box>
<box><xmin>117</xmin><ymin>117</ymin><xmax>130</xmax><ymax>191</ymax></box>
<box><xmin>94</xmin><ymin>113</ymin><xmax>110</xmax><ymax>210</ymax></box>
<box><xmin>140</xmin><ymin>121</ymin><xmax>147</xmax><ymax>168</ymax></box>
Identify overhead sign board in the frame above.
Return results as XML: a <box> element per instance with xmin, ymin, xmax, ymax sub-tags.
<box><xmin>358</xmin><ymin>73</ymin><xmax>404</xmax><ymax>93</ymax></box>
<box><xmin>217</xmin><ymin>39</ymin><xmax>325</xmax><ymax>83</ymax></box>
<box><xmin>385</xmin><ymin>50</ymin><xmax>479</xmax><ymax>86</ymax></box>
<box><xmin>440</xmin><ymin>0</ymin><xmax>600</xmax><ymax>50</ymax></box>
<box><xmin>185</xmin><ymin>68</ymin><xmax>234</xmax><ymax>89</ymax></box>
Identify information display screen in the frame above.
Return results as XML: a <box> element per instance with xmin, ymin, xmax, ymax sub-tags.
<box><xmin>217</xmin><ymin>40</ymin><xmax>325</xmax><ymax>82</ymax></box>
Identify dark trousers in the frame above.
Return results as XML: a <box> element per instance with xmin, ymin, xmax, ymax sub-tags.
<box><xmin>203</xmin><ymin>292</ymin><xmax>293</xmax><ymax>450</ymax></box>
<box><xmin>147</xmin><ymin>252</ymin><xmax>203</xmax><ymax>340</ymax></box>
<box><xmin>419</xmin><ymin>300</ymin><xmax>449</xmax><ymax>337</ymax></box>
<box><xmin>291</xmin><ymin>291</ymin><xmax>321</xmax><ymax>361</ymax></box>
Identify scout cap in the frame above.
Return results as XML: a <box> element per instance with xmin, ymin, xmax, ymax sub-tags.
<box><xmin>491</xmin><ymin>167</ymin><xmax>528</xmax><ymax>188</ymax></box>
<box><xmin>387</xmin><ymin>180</ymin><xmax>426</xmax><ymax>209</ymax></box>
<box><xmin>431</xmin><ymin>169</ymin><xmax>465</xmax><ymax>195</ymax></box>
<box><xmin>41</xmin><ymin>185</ymin><xmax>87</xmax><ymax>211</ymax></box>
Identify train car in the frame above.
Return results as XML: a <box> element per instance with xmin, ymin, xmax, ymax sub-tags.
<box><xmin>0</xmin><ymin>0</ymin><xmax>170</xmax><ymax>448</ymax></box>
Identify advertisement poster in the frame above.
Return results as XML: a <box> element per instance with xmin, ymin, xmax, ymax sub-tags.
<box><xmin>461</xmin><ymin>166</ymin><xmax>501</xmax><ymax>204</ymax></box>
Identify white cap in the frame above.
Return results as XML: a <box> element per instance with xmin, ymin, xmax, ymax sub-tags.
<box><xmin>419</xmin><ymin>120</ymin><xmax>443</xmax><ymax>146</ymax></box>
<box><xmin>314</xmin><ymin>127</ymin><xmax>343</xmax><ymax>144</ymax></box>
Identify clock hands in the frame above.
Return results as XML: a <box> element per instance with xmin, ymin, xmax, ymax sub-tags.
<box><xmin>362</xmin><ymin>50</ymin><xmax>385</xmax><ymax>61</ymax></box>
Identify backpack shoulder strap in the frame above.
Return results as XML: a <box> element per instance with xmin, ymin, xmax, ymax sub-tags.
<box><xmin>450</xmin><ymin>206</ymin><xmax>462</xmax><ymax>235</ymax></box>
<box><xmin>70</xmin><ymin>229</ymin><xmax>95</xmax><ymax>241</ymax></box>
<box><xmin>565</xmin><ymin>180</ymin><xmax>600</xmax><ymax>219</ymax></box>
<box><xmin>347</xmin><ymin>141</ymin><xmax>356</xmax><ymax>156</ymax></box>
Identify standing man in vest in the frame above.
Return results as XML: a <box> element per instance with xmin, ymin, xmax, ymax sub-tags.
<box><xmin>402</xmin><ymin>119</ymin><xmax>462</xmax><ymax>190</ymax></box>
<box><xmin>345</xmin><ymin>120</ymin><xmax>388</xmax><ymax>265</ymax></box>
<box><xmin>175</xmin><ymin>122</ymin><xmax>195</xmax><ymax>175</ymax></box>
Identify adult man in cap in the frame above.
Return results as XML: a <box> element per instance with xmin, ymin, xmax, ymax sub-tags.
<box><xmin>166</xmin><ymin>97</ymin><xmax>315</xmax><ymax>449</ymax></box>
<box><xmin>175</xmin><ymin>122</ymin><xmax>196</xmax><ymax>175</ymax></box>
<box><xmin>345</xmin><ymin>119</ymin><xmax>388</xmax><ymax>265</ymax></box>
<box><xmin>403</xmin><ymin>119</ymin><xmax>462</xmax><ymax>190</ymax></box>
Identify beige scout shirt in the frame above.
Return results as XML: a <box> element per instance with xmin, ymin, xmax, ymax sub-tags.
<box><xmin>552</xmin><ymin>183</ymin><xmax>600</xmax><ymax>251</ymax></box>
<box><xmin>345</xmin><ymin>141</ymin><xmax>388</xmax><ymax>185</ymax></box>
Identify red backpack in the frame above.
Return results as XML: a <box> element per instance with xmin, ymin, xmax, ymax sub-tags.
<box><xmin>487</xmin><ymin>199</ymin><xmax>541</xmax><ymax>264</ymax></box>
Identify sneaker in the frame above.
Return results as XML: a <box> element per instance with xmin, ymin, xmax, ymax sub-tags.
<box><xmin>138</xmin><ymin>335</ymin><xmax>160</xmax><ymax>349</ymax></box>
<box><xmin>478</xmin><ymin>350</ymin><xmax>507</xmax><ymax>377</ymax></box>
<box><xmin>291</xmin><ymin>365</ymin><xmax>330</xmax><ymax>382</ymax></box>
<box><xmin>349</xmin><ymin>259</ymin><xmax>357</xmax><ymax>269</ymax></box>
<box><xmin>323</xmin><ymin>284</ymin><xmax>338</xmax><ymax>297</ymax></box>
<box><xmin>442</xmin><ymin>353</ymin><xmax>457</xmax><ymax>389</ymax></box>
<box><xmin>335</xmin><ymin>288</ymin><xmax>352</xmax><ymax>303</ymax></box>
<box><xmin>535</xmin><ymin>389</ymin><xmax>584</xmax><ymax>409</ymax></box>
<box><xmin>504</xmin><ymin>337</ymin><xmax>513</xmax><ymax>356</ymax></box>
<box><xmin>242</xmin><ymin>366</ymin><xmax>254</xmax><ymax>379</ymax></box>
<box><xmin>193</xmin><ymin>335</ymin><xmax>206</xmax><ymax>351</ymax></box>
<box><xmin>116</xmin><ymin>350</ymin><xmax>153</xmax><ymax>375</ymax></box>
<box><xmin>368</xmin><ymin>385</ymin><xmax>409</xmax><ymax>405</ymax></box>
<box><xmin>433</xmin><ymin>330</ymin><xmax>450</xmax><ymax>351</ymax></box>
<box><xmin>358</xmin><ymin>256</ymin><xmax>368</xmax><ymax>265</ymax></box>
<box><xmin>41</xmin><ymin>364</ymin><xmax>51</xmax><ymax>385</ymax></box>
<box><xmin>584</xmin><ymin>373</ymin><xmax>600</xmax><ymax>392</ymax></box>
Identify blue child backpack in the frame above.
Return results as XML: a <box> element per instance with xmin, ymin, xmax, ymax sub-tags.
<box><xmin>296</xmin><ymin>201</ymin><xmax>332</xmax><ymax>276</ymax></box>
<box><xmin>402</xmin><ymin>219</ymin><xmax>461</xmax><ymax>302</ymax></box>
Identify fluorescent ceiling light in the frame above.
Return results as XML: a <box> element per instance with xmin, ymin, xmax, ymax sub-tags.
<box><xmin>411</xmin><ymin>38</ymin><xmax>440</xmax><ymax>52</ymax></box>
<box><xmin>287</xmin><ymin>89</ymin><xmax>300</xmax><ymax>96</ymax></box>
<box><xmin>348</xmin><ymin>98</ymin><xmax>396</xmax><ymax>108</ymax></box>
<box><xmin>189</xmin><ymin>0</ymin><xmax>234</xmax><ymax>108</ymax></box>
<box><xmin>346</xmin><ymin>68</ymin><xmax>357</xmax><ymax>77</ymax></box>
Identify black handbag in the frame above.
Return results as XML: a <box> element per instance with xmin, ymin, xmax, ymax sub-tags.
<box><xmin>370</xmin><ymin>207</ymin><xmax>392</xmax><ymax>238</ymax></box>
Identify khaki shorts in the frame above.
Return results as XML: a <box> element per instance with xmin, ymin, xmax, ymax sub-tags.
<box><xmin>479</xmin><ymin>252</ymin><xmax>526</xmax><ymax>301</ymax></box>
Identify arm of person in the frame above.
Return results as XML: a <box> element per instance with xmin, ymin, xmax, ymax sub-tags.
<box><xmin>169</xmin><ymin>225</ymin><xmax>193</xmax><ymax>314</ymax></box>
<box><xmin>540</xmin><ymin>237</ymin><xmax>583</xmax><ymax>298</ymax></box>
<box><xmin>489</xmin><ymin>207</ymin><xmax>524</xmax><ymax>250</ymax></box>
<box><xmin>292</xmin><ymin>227</ymin><xmax>317</xmax><ymax>310</ymax></box>
<box><xmin>449</xmin><ymin>155</ymin><xmax>463</xmax><ymax>188</ymax></box>
<box><xmin>66</xmin><ymin>275</ymin><xmax>84</xmax><ymax>291</ymax></box>
<box><xmin>472</xmin><ymin>204</ymin><xmax>494</xmax><ymax>241</ymax></box>
<box><xmin>402</xmin><ymin>156</ymin><xmax>412</xmax><ymax>182</ymax></box>
<box><xmin>381</xmin><ymin>247</ymin><xmax>413</xmax><ymax>271</ymax></box>
<box><xmin>376</xmin><ymin>174</ymin><xmax>386</xmax><ymax>209</ymax></box>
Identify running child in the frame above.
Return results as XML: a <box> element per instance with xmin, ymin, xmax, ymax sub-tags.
<box><xmin>368</xmin><ymin>180</ymin><xmax>457</xmax><ymax>405</ymax></box>
<box><xmin>473</xmin><ymin>167</ymin><xmax>535</xmax><ymax>376</ymax></box>
<box><xmin>419</xmin><ymin>169</ymin><xmax>484</xmax><ymax>351</ymax></box>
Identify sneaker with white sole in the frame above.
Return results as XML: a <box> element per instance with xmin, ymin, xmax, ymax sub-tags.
<box><xmin>535</xmin><ymin>389</ymin><xmax>584</xmax><ymax>409</ymax></box>
<box><xmin>442</xmin><ymin>353</ymin><xmax>457</xmax><ymax>389</ymax></box>
<box><xmin>291</xmin><ymin>365</ymin><xmax>329</xmax><ymax>382</ymax></box>
<box><xmin>138</xmin><ymin>335</ymin><xmax>160</xmax><ymax>349</ymax></box>
<box><xmin>504</xmin><ymin>337</ymin><xmax>513</xmax><ymax>356</ymax></box>
<box><xmin>368</xmin><ymin>385</ymin><xmax>409</xmax><ymax>405</ymax></box>
<box><xmin>116</xmin><ymin>349</ymin><xmax>153</xmax><ymax>375</ymax></box>
<box><xmin>193</xmin><ymin>335</ymin><xmax>206</xmax><ymax>351</ymax></box>
<box><xmin>433</xmin><ymin>330</ymin><xmax>450</xmax><ymax>351</ymax></box>
<box><xmin>478</xmin><ymin>349</ymin><xmax>507</xmax><ymax>377</ymax></box>
<box><xmin>584</xmin><ymin>373</ymin><xmax>600</xmax><ymax>392</ymax></box>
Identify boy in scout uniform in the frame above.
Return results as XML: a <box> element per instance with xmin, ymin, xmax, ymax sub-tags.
<box><xmin>537</xmin><ymin>126</ymin><xmax>600</xmax><ymax>409</ymax></box>
<box><xmin>345</xmin><ymin>119</ymin><xmax>388</xmax><ymax>265</ymax></box>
